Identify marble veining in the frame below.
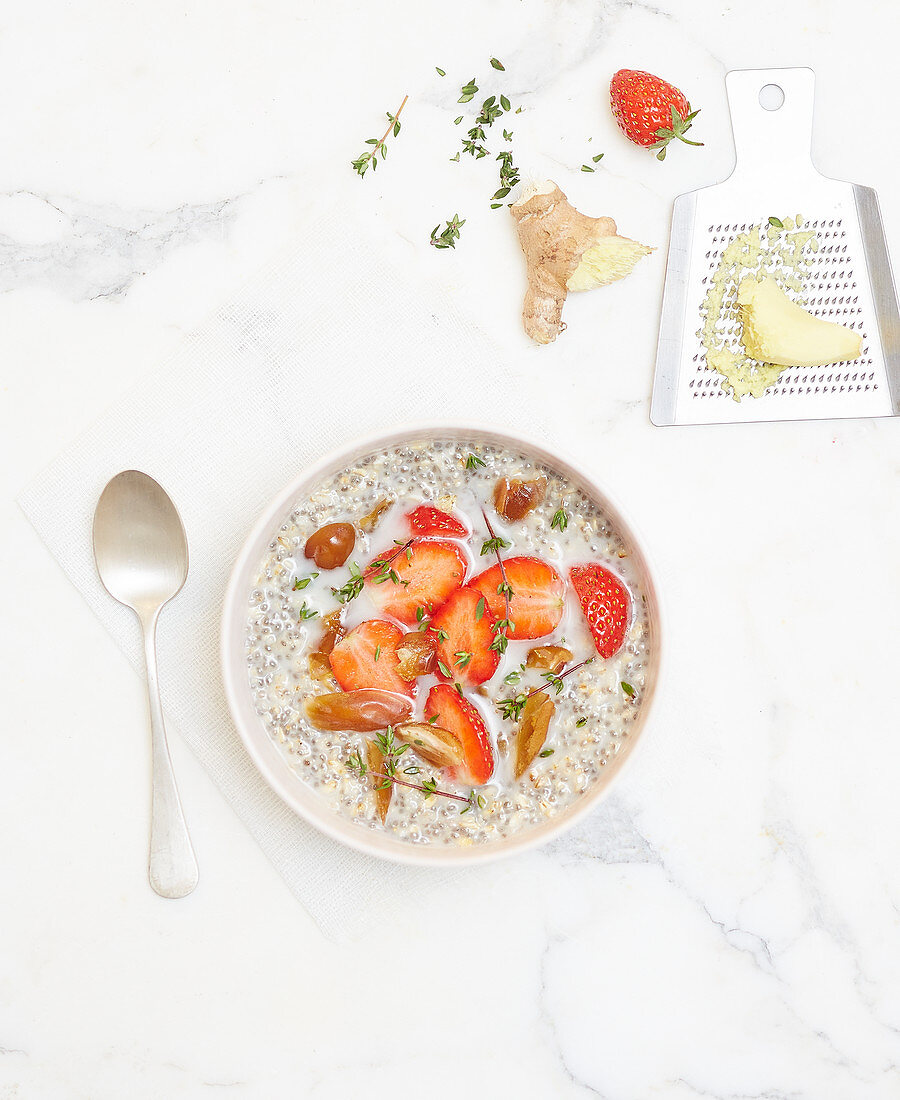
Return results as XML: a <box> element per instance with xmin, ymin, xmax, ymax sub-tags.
<box><xmin>0</xmin><ymin>189</ymin><xmax>241</xmax><ymax>300</ymax></box>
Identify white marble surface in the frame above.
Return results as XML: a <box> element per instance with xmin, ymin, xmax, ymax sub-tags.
<box><xmin>3</xmin><ymin>1</ymin><xmax>900</xmax><ymax>1096</ymax></box>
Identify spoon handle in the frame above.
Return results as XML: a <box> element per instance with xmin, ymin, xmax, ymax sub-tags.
<box><xmin>141</xmin><ymin>613</ymin><xmax>199</xmax><ymax>898</ymax></box>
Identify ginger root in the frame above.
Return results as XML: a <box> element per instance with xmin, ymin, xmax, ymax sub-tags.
<box><xmin>510</xmin><ymin>181</ymin><xmax>652</xmax><ymax>344</ymax></box>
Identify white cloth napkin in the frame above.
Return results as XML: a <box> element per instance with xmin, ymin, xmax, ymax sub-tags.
<box><xmin>17</xmin><ymin>208</ymin><xmax>533</xmax><ymax>939</ymax></box>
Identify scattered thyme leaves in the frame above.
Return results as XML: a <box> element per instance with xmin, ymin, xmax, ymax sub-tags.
<box><xmin>539</xmin><ymin>748</ymin><xmax>555</xmax><ymax>758</ymax></box>
<box><xmin>621</xmin><ymin>681</ymin><xmax>636</xmax><ymax>698</ymax></box>
<box><xmin>465</xmin><ymin>452</ymin><xmax>487</xmax><ymax>470</ymax></box>
<box><xmin>576</xmin><ymin>717</ymin><xmax>588</xmax><ymax>728</ymax></box>
<box><xmin>458</xmin><ymin>77</ymin><xmax>478</xmax><ymax>104</ymax></box>
<box><xmin>463</xmin><ymin>94</ymin><xmax>504</xmax><ymax>158</ymax></box>
<box><xmin>490</xmin><ymin>57</ymin><xmax>505</xmax><ymax>70</ymax></box>
<box><xmin>768</xmin><ymin>216</ymin><xmax>784</xmax><ymax>229</ymax></box>
<box><xmin>460</xmin><ymin>789</ymin><xmax>486</xmax><ymax>814</ymax></box>
<box><xmin>551</xmin><ymin>508</ymin><xmax>568</xmax><ymax>532</ymax></box>
<box><xmin>292</xmin><ymin>572</ymin><xmax>318</xmax><ymax>591</ymax></box>
<box><xmin>436</xmin><ymin>67</ymin><xmax>446</xmax><ymax>77</ymax></box>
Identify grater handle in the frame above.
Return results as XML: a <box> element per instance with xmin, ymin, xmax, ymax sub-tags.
<box><xmin>726</xmin><ymin>68</ymin><xmax>819</xmax><ymax>181</ymax></box>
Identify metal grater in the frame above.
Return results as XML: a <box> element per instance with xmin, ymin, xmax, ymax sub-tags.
<box><xmin>650</xmin><ymin>67</ymin><xmax>900</xmax><ymax>426</ymax></box>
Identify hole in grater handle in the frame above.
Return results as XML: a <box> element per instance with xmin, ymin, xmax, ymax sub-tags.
<box><xmin>759</xmin><ymin>84</ymin><xmax>785</xmax><ymax>111</ymax></box>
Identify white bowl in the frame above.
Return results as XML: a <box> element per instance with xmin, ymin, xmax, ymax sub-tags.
<box><xmin>221</xmin><ymin>423</ymin><xmax>662</xmax><ymax>866</ymax></box>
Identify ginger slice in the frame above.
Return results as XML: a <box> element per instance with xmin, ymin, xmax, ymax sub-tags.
<box><xmin>737</xmin><ymin>276</ymin><xmax>862</xmax><ymax>368</ymax></box>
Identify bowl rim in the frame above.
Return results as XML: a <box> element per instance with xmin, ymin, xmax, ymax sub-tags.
<box><xmin>220</xmin><ymin>421</ymin><xmax>664</xmax><ymax>867</ymax></box>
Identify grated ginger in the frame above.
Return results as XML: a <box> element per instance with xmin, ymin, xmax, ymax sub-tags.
<box><xmin>700</xmin><ymin>215</ymin><xmax>820</xmax><ymax>400</ymax></box>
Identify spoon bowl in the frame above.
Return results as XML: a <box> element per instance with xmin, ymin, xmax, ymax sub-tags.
<box><xmin>93</xmin><ymin>470</ymin><xmax>198</xmax><ymax>899</ymax></box>
<box><xmin>93</xmin><ymin>471</ymin><xmax>188</xmax><ymax>614</ymax></box>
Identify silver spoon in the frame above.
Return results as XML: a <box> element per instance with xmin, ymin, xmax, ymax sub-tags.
<box><xmin>93</xmin><ymin>470</ymin><xmax>198</xmax><ymax>899</ymax></box>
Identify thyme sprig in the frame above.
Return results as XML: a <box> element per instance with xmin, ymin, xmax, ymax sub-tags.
<box><xmin>332</xmin><ymin>539</ymin><xmax>415</xmax><ymax>604</ymax></box>
<box><xmin>347</xmin><ymin>727</ymin><xmax>485</xmax><ymax>812</ymax></box>
<box><xmin>333</xmin><ymin>562</ymin><xmax>365</xmax><ymax>604</ymax></box>
<box><xmin>430</xmin><ymin>214</ymin><xmax>466</xmax><ymax>249</ymax></box>
<box><xmin>351</xmin><ymin>95</ymin><xmax>409</xmax><ymax>178</ymax></box>
<box><xmin>492</xmin><ymin>148</ymin><xmax>520</xmax><ymax>206</ymax></box>
<box><xmin>481</xmin><ymin>508</ymin><xmax>515</xmax><ymax>654</ymax></box>
<box><xmin>497</xmin><ymin>658</ymin><xmax>595</xmax><ymax>721</ymax></box>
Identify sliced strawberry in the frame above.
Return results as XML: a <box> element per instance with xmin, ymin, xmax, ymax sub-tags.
<box><xmin>406</xmin><ymin>504</ymin><xmax>468</xmax><ymax>539</ymax></box>
<box><xmin>329</xmin><ymin>620</ymin><xmax>415</xmax><ymax>697</ymax></box>
<box><xmin>365</xmin><ymin>538</ymin><xmax>466</xmax><ymax>626</ymax></box>
<box><xmin>425</xmin><ymin>684</ymin><xmax>494</xmax><ymax>786</ymax></box>
<box><xmin>569</xmin><ymin>563</ymin><xmax>630</xmax><ymax>659</ymax></box>
<box><xmin>430</xmin><ymin>585</ymin><xmax>499</xmax><ymax>687</ymax></box>
<box><xmin>471</xmin><ymin>556</ymin><xmax>564</xmax><ymax>640</ymax></box>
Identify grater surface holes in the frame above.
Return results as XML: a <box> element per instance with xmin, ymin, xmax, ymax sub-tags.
<box><xmin>690</xmin><ymin>218</ymin><xmax>876</xmax><ymax>400</ymax></box>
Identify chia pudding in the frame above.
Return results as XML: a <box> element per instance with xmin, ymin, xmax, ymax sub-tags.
<box><xmin>244</xmin><ymin>437</ymin><xmax>653</xmax><ymax>849</ymax></box>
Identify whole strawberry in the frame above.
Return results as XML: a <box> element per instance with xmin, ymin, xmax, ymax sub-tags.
<box><xmin>610</xmin><ymin>69</ymin><xmax>702</xmax><ymax>161</ymax></box>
